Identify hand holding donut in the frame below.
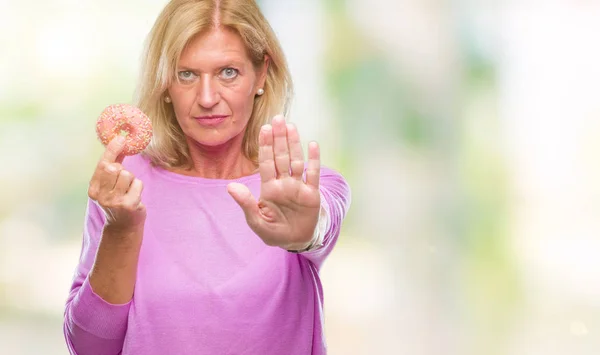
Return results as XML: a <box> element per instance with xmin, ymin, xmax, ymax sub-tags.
<box><xmin>90</xmin><ymin>104</ymin><xmax>152</xmax><ymax>233</ymax></box>
<box><xmin>88</xmin><ymin>136</ymin><xmax>147</xmax><ymax>232</ymax></box>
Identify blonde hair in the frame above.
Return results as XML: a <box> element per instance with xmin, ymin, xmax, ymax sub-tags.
<box><xmin>134</xmin><ymin>0</ymin><xmax>293</xmax><ymax>168</ymax></box>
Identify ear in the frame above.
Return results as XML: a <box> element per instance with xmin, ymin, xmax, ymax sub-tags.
<box><xmin>257</xmin><ymin>55</ymin><xmax>270</xmax><ymax>89</ymax></box>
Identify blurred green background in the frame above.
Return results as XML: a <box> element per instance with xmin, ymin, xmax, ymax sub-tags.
<box><xmin>2</xmin><ymin>0</ymin><xmax>600</xmax><ymax>354</ymax></box>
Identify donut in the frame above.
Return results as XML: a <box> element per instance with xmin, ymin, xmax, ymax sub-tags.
<box><xmin>96</xmin><ymin>104</ymin><xmax>152</xmax><ymax>156</ymax></box>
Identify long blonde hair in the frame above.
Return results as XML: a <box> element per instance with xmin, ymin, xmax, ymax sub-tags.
<box><xmin>134</xmin><ymin>0</ymin><xmax>293</xmax><ymax>168</ymax></box>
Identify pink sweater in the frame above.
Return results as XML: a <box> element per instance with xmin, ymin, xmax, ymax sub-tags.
<box><xmin>63</xmin><ymin>154</ymin><xmax>351</xmax><ymax>355</ymax></box>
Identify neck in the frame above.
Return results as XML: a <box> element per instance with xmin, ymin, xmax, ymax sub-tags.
<box><xmin>175</xmin><ymin>136</ymin><xmax>257</xmax><ymax>180</ymax></box>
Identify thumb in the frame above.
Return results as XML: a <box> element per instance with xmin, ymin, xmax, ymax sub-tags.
<box><xmin>227</xmin><ymin>183</ymin><xmax>260</xmax><ymax>226</ymax></box>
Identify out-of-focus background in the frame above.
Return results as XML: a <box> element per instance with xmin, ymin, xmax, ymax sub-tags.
<box><xmin>2</xmin><ymin>0</ymin><xmax>600</xmax><ymax>354</ymax></box>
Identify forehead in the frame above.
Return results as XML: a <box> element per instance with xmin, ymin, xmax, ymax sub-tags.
<box><xmin>179</xmin><ymin>28</ymin><xmax>251</xmax><ymax>67</ymax></box>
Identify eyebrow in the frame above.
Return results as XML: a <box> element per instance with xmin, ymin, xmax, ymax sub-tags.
<box><xmin>177</xmin><ymin>59</ymin><xmax>248</xmax><ymax>72</ymax></box>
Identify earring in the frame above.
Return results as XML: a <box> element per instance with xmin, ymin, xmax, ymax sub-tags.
<box><xmin>164</xmin><ymin>96</ymin><xmax>172</xmax><ymax>103</ymax></box>
<box><xmin>256</xmin><ymin>88</ymin><xmax>264</xmax><ymax>96</ymax></box>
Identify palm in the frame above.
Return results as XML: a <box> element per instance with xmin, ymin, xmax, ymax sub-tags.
<box><xmin>228</xmin><ymin>115</ymin><xmax>321</xmax><ymax>250</ymax></box>
<box><xmin>256</xmin><ymin>173</ymin><xmax>320</xmax><ymax>246</ymax></box>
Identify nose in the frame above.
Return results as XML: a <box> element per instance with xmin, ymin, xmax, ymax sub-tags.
<box><xmin>196</xmin><ymin>74</ymin><xmax>220</xmax><ymax>109</ymax></box>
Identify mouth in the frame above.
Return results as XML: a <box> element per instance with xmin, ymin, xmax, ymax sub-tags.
<box><xmin>193</xmin><ymin>115</ymin><xmax>229</xmax><ymax>126</ymax></box>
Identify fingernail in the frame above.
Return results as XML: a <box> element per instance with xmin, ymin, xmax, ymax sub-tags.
<box><xmin>115</xmin><ymin>136</ymin><xmax>126</xmax><ymax>145</ymax></box>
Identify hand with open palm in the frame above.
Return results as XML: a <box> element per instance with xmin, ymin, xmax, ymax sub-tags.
<box><xmin>227</xmin><ymin>115</ymin><xmax>321</xmax><ymax>251</ymax></box>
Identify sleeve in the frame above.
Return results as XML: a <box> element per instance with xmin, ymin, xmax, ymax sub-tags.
<box><xmin>298</xmin><ymin>166</ymin><xmax>352</xmax><ymax>269</ymax></box>
<box><xmin>63</xmin><ymin>198</ymin><xmax>132</xmax><ymax>355</ymax></box>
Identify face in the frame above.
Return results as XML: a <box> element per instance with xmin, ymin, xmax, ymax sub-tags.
<box><xmin>167</xmin><ymin>28</ymin><xmax>267</xmax><ymax>150</ymax></box>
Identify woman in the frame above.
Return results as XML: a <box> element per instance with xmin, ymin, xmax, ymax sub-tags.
<box><xmin>63</xmin><ymin>0</ymin><xmax>350</xmax><ymax>354</ymax></box>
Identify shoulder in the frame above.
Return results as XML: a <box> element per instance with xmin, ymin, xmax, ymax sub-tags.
<box><xmin>318</xmin><ymin>165</ymin><xmax>351</xmax><ymax>206</ymax></box>
<box><xmin>319</xmin><ymin>165</ymin><xmax>349</xmax><ymax>187</ymax></box>
<box><xmin>320</xmin><ymin>165</ymin><xmax>345</xmax><ymax>178</ymax></box>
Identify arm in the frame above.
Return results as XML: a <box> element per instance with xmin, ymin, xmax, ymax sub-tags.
<box><xmin>64</xmin><ymin>137</ymin><xmax>145</xmax><ymax>355</ymax></box>
<box><xmin>64</xmin><ymin>200</ymin><xmax>141</xmax><ymax>355</ymax></box>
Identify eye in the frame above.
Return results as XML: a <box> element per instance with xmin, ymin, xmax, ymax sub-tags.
<box><xmin>220</xmin><ymin>67</ymin><xmax>239</xmax><ymax>80</ymax></box>
<box><xmin>177</xmin><ymin>70</ymin><xmax>197</xmax><ymax>82</ymax></box>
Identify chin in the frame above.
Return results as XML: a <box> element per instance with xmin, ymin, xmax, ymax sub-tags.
<box><xmin>187</xmin><ymin>131</ymin><xmax>243</xmax><ymax>150</ymax></box>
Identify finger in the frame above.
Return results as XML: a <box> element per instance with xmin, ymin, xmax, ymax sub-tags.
<box><xmin>258</xmin><ymin>124</ymin><xmax>276</xmax><ymax>183</ymax></box>
<box><xmin>305</xmin><ymin>141</ymin><xmax>320</xmax><ymax>188</ymax></box>
<box><xmin>90</xmin><ymin>161</ymin><xmax>123</xmax><ymax>197</ymax></box>
<box><xmin>112</xmin><ymin>169</ymin><xmax>135</xmax><ymax>196</ymax></box>
<box><xmin>102</xmin><ymin>136</ymin><xmax>127</xmax><ymax>163</ymax></box>
<box><xmin>286</xmin><ymin>123</ymin><xmax>305</xmax><ymax>179</ymax></box>
<box><xmin>123</xmin><ymin>178</ymin><xmax>144</xmax><ymax>208</ymax></box>
<box><xmin>271</xmin><ymin>115</ymin><xmax>290</xmax><ymax>177</ymax></box>
<box><xmin>227</xmin><ymin>183</ymin><xmax>260</xmax><ymax>228</ymax></box>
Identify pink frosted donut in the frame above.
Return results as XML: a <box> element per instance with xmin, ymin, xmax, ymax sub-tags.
<box><xmin>96</xmin><ymin>104</ymin><xmax>152</xmax><ymax>156</ymax></box>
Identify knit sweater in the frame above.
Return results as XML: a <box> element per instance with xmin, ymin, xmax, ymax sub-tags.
<box><xmin>63</xmin><ymin>154</ymin><xmax>351</xmax><ymax>355</ymax></box>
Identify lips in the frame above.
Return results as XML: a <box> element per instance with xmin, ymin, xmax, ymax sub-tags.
<box><xmin>193</xmin><ymin>115</ymin><xmax>228</xmax><ymax>126</ymax></box>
